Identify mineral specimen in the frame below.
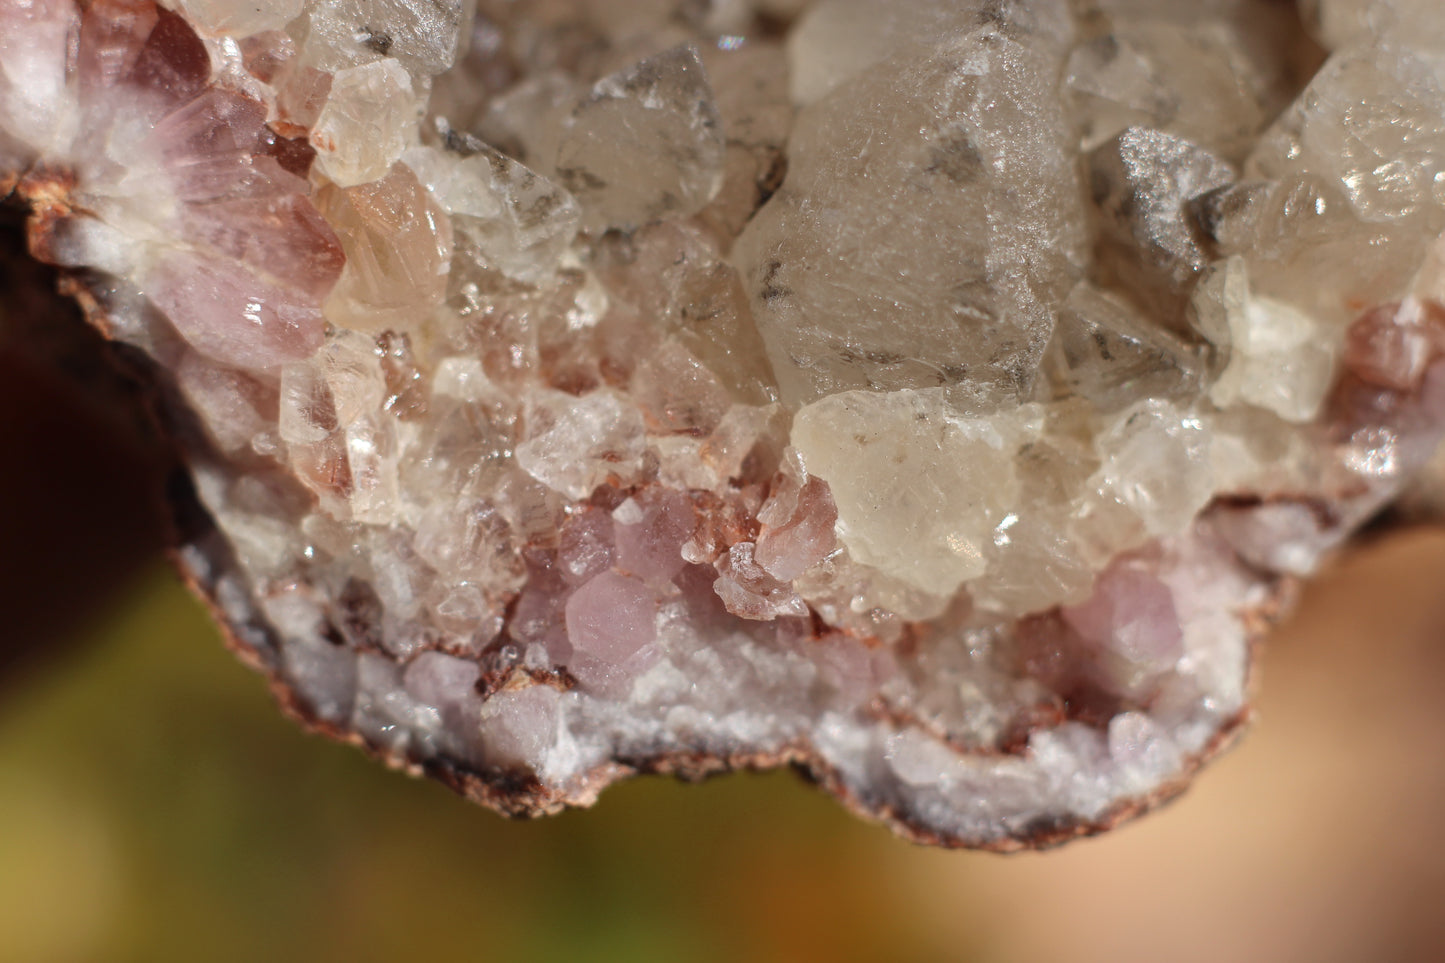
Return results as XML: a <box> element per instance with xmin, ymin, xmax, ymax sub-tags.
<box><xmin>5</xmin><ymin>0</ymin><xmax>1445</xmax><ymax>848</ymax></box>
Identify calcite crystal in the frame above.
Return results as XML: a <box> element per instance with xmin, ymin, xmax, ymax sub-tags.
<box><xmin>5</xmin><ymin>0</ymin><xmax>1445</xmax><ymax>848</ymax></box>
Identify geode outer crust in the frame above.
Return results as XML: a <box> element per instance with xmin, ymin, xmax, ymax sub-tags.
<box><xmin>7</xmin><ymin>0</ymin><xmax>1445</xmax><ymax>848</ymax></box>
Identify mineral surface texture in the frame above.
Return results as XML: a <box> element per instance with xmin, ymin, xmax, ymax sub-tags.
<box><xmin>5</xmin><ymin>0</ymin><xmax>1445</xmax><ymax>848</ymax></box>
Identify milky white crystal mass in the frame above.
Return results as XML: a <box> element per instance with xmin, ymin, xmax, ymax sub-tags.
<box><xmin>792</xmin><ymin>389</ymin><xmax>1024</xmax><ymax>596</ymax></box>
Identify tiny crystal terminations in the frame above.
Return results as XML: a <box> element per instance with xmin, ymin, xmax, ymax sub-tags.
<box><xmin>4</xmin><ymin>0</ymin><xmax>1445</xmax><ymax>847</ymax></box>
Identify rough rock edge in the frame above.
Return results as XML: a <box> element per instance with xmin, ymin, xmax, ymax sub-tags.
<box><xmin>175</xmin><ymin>483</ymin><xmax>1270</xmax><ymax>850</ymax></box>
<box><xmin>23</xmin><ymin>259</ymin><xmax>1280</xmax><ymax>849</ymax></box>
<box><xmin>177</xmin><ymin>509</ymin><xmax>1269</xmax><ymax>849</ymax></box>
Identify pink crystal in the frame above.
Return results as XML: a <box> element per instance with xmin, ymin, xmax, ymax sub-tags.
<box><xmin>175</xmin><ymin>350</ymin><xmax>277</xmax><ymax>453</ymax></box>
<box><xmin>146</xmin><ymin>251</ymin><xmax>327</xmax><ymax>370</ymax></box>
<box><xmin>564</xmin><ymin>570</ymin><xmax>657</xmax><ymax>665</ymax></box>
<box><xmin>481</xmin><ymin>685</ymin><xmax>561</xmax><ymax>768</ymax></box>
<box><xmin>755</xmin><ymin>474</ymin><xmax>838</xmax><ymax>582</ymax></box>
<box><xmin>178</xmin><ymin>195</ymin><xmax>344</xmax><ymax>300</ymax></box>
<box><xmin>713</xmin><ymin>541</ymin><xmax>809</xmax><ymax>621</ymax></box>
<box><xmin>1343</xmin><ymin>299</ymin><xmax>1445</xmax><ymax>391</ymax></box>
<box><xmin>148</xmin><ymin>89</ymin><xmax>302</xmax><ymax>201</ymax></box>
<box><xmin>557</xmin><ymin>508</ymin><xmax>616</xmax><ymax>585</ymax></box>
<box><xmin>403</xmin><ymin>651</ymin><xmax>481</xmax><ymax>709</ymax></box>
<box><xmin>78</xmin><ymin>1</ymin><xmax>209</xmax><ymax>119</ymax></box>
<box><xmin>1062</xmin><ymin>558</ymin><xmax>1184</xmax><ymax>671</ymax></box>
<box><xmin>509</xmin><ymin>563</ymin><xmax>571</xmax><ymax>660</ymax></box>
<box><xmin>613</xmin><ymin>488</ymin><xmax>696</xmax><ymax>582</ymax></box>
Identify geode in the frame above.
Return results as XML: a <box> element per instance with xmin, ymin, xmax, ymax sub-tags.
<box><xmin>5</xmin><ymin>0</ymin><xmax>1445</xmax><ymax>848</ymax></box>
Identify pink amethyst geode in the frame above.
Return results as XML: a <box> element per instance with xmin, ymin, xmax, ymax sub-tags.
<box><xmin>6</xmin><ymin>0</ymin><xmax>1445</xmax><ymax>848</ymax></box>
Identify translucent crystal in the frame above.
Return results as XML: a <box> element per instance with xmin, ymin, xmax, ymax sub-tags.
<box><xmin>969</xmin><ymin>432</ymin><xmax>1099</xmax><ymax>614</ymax></box>
<box><xmin>753</xmin><ymin>453</ymin><xmax>837</xmax><ymax>582</ymax></box>
<box><xmin>174</xmin><ymin>0</ymin><xmax>303</xmax><ymax>39</ymax></box>
<box><xmin>713</xmin><ymin>541</ymin><xmax>809</xmax><ymax>620</ymax></box>
<box><xmin>175</xmin><ymin>351</ymin><xmax>276</xmax><ymax>453</ymax></box>
<box><xmin>1046</xmin><ymin>282</ymin><xmax>1202</xmax><ymax>410</ymax></box>
<box><xmin>475</xmin><ymin>71</ymin><xmax>578</xmax><ymax>173</ymax></box>
<box><xmin>1300</xmin><ymin>0</ymin><xmax>1445</xmax><ymax>50</ymax></box>
<box><xmin>316</xmin><ymin>329</ymin><xmax>387</xmax><ymax>423</ymax></box>
<box><xmin>513</xmin><ymin>389</ymin><xmax>646</xmax><ymax>499</ymax></box>
<box><xmin>343</xmin><ymin>412</ymin><xmax>400</xmax><ymax>522</ymax></box>
<box><xmin>1251</xmin><ymin>45</ymin><xmax>1445</xmax><ymax>228</ymax></box>
<box><xmin>1197</xmin><ymin>173</ymin><xmax>1421</xmax><ymax>334</ymax></box>
<box><xmin>296</xmin><ymin>0</ymin><xmax>474</xmax><ymax>77</ymax></box>
<box><xmin>413</xmin><ymin>496</ymin><xmax>525</xmax><ymax>612</ymax></box>
<box><xmin>316</xmin><ymin>162</ymin><xmax>453</xmax><ymax>333</ymax></box>
<box><xmin>1092</xmin><ymin>399</ymin><xmax>1214</xmax><ymax>536</ymax></box>
<box><xmin>693</xmin><ymin>41</ymin><xmax>791</xmax><ymax>244</ymax></box>
<box><xmin>553</xmin><ymin>45</ymin><xmax>725</xmax><ymax>233</ymax></box>
<box><xmin>786</xmin><ymin>0</ymin><xmax>962</xmax><ymax>106</ymax></box>
<box><xmin>404</xmin><ymin>132</ymin><xmax>579</xmax><ymax>283</ymax></box>
<box><xmin>605</xmin><ymin>222</ymin><xmax>777</xmax><ymax>404</ymax></box>
<box><xmin>1203</xmin><ymin>257</ymin><xmax>1338</xmax><ymax>422</ymax></box>
<box><xmin>792</xmin><ymin>389</ymin><xmax>1023</xmax><ymax>596</ymax></box>
<box><xmin>311</xmin><ymin>59</ymin><xmax>417</xmax><ymax>187</ymax></box>
<box><xmin>735</xmin><ymin>8</ymin><xmax>1088</xmax><ymax>405</ymax></box>
<box><xmin>279</xmin><ymin>358</ymin><xmax>337</xmax><ymax>445</ymax></box>
<box><xmin>1064</xmin><ymin>15</ymin><xmax>1298</xmax><ymax>159</ymax></box>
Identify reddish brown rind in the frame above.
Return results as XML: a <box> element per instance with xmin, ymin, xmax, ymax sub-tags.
<box><xmin>179</xmin><ymin>494</ymin><xmax>1265</xmax><ymax>849</ymax></box>
<box><xmin>163</xmin><ymin>498</ymin><xmax>1270</xmax><ymax>850</ymax></box>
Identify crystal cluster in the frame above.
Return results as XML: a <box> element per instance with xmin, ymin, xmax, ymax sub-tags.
<box><xmin>5</xmin><ymin>0</ymin><xmax>1445</xmax><ymax>848</ymax></box>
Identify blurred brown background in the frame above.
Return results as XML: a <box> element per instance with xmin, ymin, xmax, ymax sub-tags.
<box><xmin>4</xmin><ymin>216</ymin><xmax>1445</xmax><ymax>963</ymax></box>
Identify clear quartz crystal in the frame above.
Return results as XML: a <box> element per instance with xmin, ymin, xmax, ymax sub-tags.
<box><xmin>734</xmin><ymin>2</ymin><xmax>1087</xmax><ymax>405</ymax></box>
<box><xmin>553</xmin><ymin>45</ymin><xmax>726</xmax><ymax>233</ymax></box>
<box><xmin>404</xmin><ymin>130</ymin><xmax>580</xmax><ymax>283</ymax></box>
<box><xmin>11</xmin><ymin>0</ymin><xmax>1445</xmax><ymax>849</ymax></box>
<box><xmin>296</xmin><ymin>0</ymin><xmax>475</xmax><ymax>76</ymax></box>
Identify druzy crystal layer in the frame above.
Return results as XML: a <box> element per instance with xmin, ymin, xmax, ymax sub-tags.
<box><xmin>6</xmin><ymin>0</ymin><xmax>1445</xmax><ymax>847</ymax></box>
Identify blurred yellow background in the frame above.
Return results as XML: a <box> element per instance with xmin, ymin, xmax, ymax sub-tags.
<box><xmin>3</xmin><ymin>528</ymin><xmax>1444</xmax><ymax>963</ymax></box>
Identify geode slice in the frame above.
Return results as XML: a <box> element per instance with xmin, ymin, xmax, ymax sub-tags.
<box><xmin>6</xmin><ymin>0</ymin><xmax>1445</xmax><ymax>848</ymax></box>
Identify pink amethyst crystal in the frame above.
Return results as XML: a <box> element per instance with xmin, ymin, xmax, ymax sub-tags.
<box><xmin>6</xmin><ymin>0</ymin><xmax>1445</xmax><ymax>848</ymax></box>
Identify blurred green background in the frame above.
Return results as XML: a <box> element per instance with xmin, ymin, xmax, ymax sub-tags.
<box><xmin>5</xmin><ymin>533</ymin><xmax>1445</xmax><ymax>963</ymax></box>
<box><xmin>0</xmin><ymin>566</ymin><xmax>945</xmax><ymax>963</ymax></box>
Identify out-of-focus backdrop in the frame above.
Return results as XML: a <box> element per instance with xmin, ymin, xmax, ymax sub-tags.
<box><xmin>4</xmin><ymin>219</ymin><xmax>1445</xmax><ymax>963</ymax></box>
<box><xmin>5</xmin><ymin>533</ymin><xmax>1445</xmax><ymax>963</ymax></box>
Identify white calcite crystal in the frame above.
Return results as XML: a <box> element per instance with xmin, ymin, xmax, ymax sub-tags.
<box><xmin>7</xmin><ymin>0</ymin><xmax>1445</xmax><ymax>848</ymax></box>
